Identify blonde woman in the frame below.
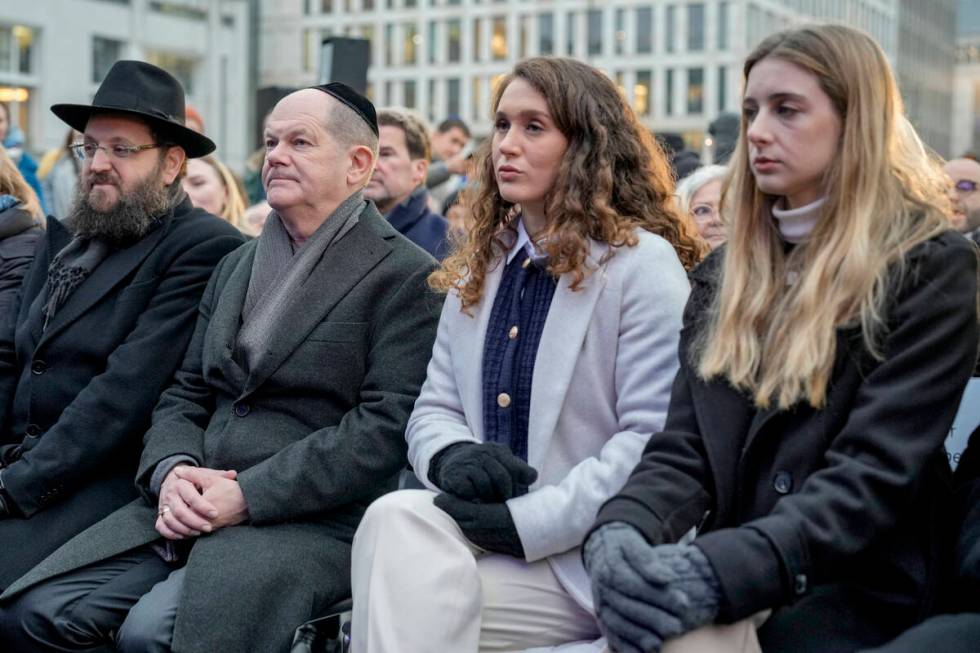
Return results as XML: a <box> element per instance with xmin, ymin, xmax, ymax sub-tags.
<box><xmin>0</xmin><ymin>145</ymin><xmax>43</xmax><ymax>320</ymax></box>
<box><xmin>182</xmin><ymin>155</ymin><xmax>251</xmax><ymax>235</ymax></box>
<box><xmin>676</xmin><ymin>164</ymin><xmax>728</xmax><ymax>249</ymax></box>
<box><xmin>585</xmin><ymin>24</ymin><xmax>978</xmax><ymax>653</ymax></box>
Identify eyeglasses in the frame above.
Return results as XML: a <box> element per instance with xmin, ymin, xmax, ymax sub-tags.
<box><xmin>70</xmin><ymin>141</ymin><xmax>167</xmax><ymax>162</ymax></box>
<box><xmin>953</xmin><ymin>179</ymin><xmax>979</xmax><ymax>194</ymax></box>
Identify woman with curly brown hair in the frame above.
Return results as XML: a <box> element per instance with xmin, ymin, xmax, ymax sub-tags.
<box><xmin>348</xmin><ymin>57</ymin><xmax>704</xmax><ymax>653</ymax></box>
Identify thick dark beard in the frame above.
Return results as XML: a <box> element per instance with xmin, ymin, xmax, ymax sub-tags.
<box><xmin>65</xmin><ymin>167</ymin><xmax>179</xmax><ymax>248</ymax></box>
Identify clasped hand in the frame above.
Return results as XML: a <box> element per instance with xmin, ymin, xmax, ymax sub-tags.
<box><xmin>155</xmin><ymin>465</ymin><xmax>250</xmax><ymax>540</ymax></box>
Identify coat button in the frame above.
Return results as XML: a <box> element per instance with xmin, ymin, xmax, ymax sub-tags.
<box><xmin>25</xmin><ymin>424</ymin><xmax>41</xmax><ymax>437</ymax></box>
<box><xmin>31</xmin><ymin>360</ymin><xmax>47</xmax><ymax>375</ymax></box>
<box><xmin>773</xmin><ymin>471</ymin><xmax>793</xmax><ymax>494</ymax></box>
<box><xmin>794</xmin><ymin>573</ymin><xmax>808</xmax><ymax>595</ymax></box>
<box><xmin>508</xmin><ymin>326</ymin><xmax>519</xmax><ymax>340</ymax></box>
<box><xmin>497</xmin><ymin>393</ymin><xmax>511</xmax><ymax>408</ymax></box>
<box><xmin>234</xmin><ymin>403</ymin><xmax>250</xmax><ymax>417</ymax></box>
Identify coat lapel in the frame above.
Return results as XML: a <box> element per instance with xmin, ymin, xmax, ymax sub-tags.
<box><xmin>208</xmin><ymin>244</ymin><xmax>256</xmax><ymax>384</ymax></box>
<box><xmin>527</xmin><ymin>240</ymin><xmax>608</xmax><ymax>464</ymax></box>
<box><xmin>240</xmin><ymin>211</ymin><xmax>393</xmax><ymax>397</ymax></box>
<box><xmin>38</xmin><ymin>218</ymin><xmax>168</xmax><ymax>347</ymax></box>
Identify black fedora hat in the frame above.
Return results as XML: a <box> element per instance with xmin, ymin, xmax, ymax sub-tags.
<box><xmin>51</xmin><ymin>60</ymin><xmax>215</xmax><ymax>158</ymax></box>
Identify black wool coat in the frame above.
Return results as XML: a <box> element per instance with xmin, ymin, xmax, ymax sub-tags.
<box><xmin>594</xmin><ymin>231</ymin><xmax>979</xmax><ymax>649</ymax></box>
<box><xmin>0</xmin><ymin>200</ymin><xmax>244</xmax><ymax>589</ymax></box>
<box><xmin>0</xmin><ymin>204</ymin><xmax>42</xmax><ymax>326</ymax></box>
<box><xmin>3</xmin><ymin>203</ymin><xmax>443</xmax><ymax>653</ymax></box>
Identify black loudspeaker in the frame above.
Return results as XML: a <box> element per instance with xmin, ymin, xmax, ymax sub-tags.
<box><xmin>253</xmin><ymin>86</ymin><xmax>296</xmax><ymax>148</ymax></box>
<box><xmin>319</xmin><ymin>37</ymin><xmax>371</xmax><ymax>94</ymax></box>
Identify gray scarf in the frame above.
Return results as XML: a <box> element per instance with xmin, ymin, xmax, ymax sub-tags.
<box><xmin>237</xmin><ymin>191</ymin><xmax>366</xmax><ymax>371</ymax></box>
<box><xmin>40</xmin><ymin>237</ymin><xmax>112</xmax><ymax>331</ymax></box>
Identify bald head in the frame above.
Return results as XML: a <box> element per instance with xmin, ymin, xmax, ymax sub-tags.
<box><xmin>944</xmin><ymin>157</ymin><xmax>980</xmax><ymax>233</ymax></box>
<box><xmin>262</xmin><ymin>88</ymin><xmax>378</xmax><ymax>236</ymax></box>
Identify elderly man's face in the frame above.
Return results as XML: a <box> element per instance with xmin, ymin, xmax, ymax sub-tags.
<box><xmin>262</xmin><ymin>90</ymin><xmax>351</xmax><ymax>215</ymax></box>
<box><xmin>944</xmin><ymin>158</ymin><xmax>980</xmax><ymax>233</ymax></box>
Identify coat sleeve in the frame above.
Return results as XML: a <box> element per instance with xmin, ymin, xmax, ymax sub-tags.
<box><xmin>236</xmin><ymin>264</ymin><xmax>443</xmax><ymax>523</ymax></box>
<box><xmin>133</xmin><ymin>256</ymin><xmax>230</xmax><ymax>500</ymax></box>
<box><xmin>405</xmin><ymin>289</ymin><xmax>486</xmax><ymax>490</ymax></box>
<box><xmin>506</xmin><ymin>236</ymin><xmax>690</xmax><ymax>562</ymax></box>
<box><xmin>0</xmin><ymin>229</ymin><xmax>42</xmax><ymax>431</ymax></box>
<box><xmin>1</xmin><ymin>227</ymin><xmax>243</xmax><ymax>517</ymax></box>
<box><xmin>693</xmin><ymin>235</ymin><xmax>979</xmax><ymax>621</ymax></box>
<box><xmin>588</xmin><ymin>249</ymin><xmax>720</xmax><ymax>548</ymax></box>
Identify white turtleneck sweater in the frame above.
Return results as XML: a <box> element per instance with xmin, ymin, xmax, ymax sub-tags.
<box><xmin>771</xmin><ymin>196</ymin><xmax>826</xmax><ymax>244</ymax></box>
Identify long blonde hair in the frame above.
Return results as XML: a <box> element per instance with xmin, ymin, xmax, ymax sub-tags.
<box><xmin>430</xmin><ymin>57</ymin><xmax>705</xmax><ymax>307</ymax></box>
<box><xmin>0</xmin><ymin>145</ymin><xmax>42</xmax><ymax>222</ymax></box>
<box><xmin>697</xmin><ymin>24</ymin><xmax>951</xmax><ymax>409</ymax></box>
<box><xmin>198</xmin><ymin>155</ymin><xmax>248</xmax><ymax>232</ymax></box>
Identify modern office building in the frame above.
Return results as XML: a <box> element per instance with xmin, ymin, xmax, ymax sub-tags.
<box><xmin>263</xmin><ymin>0</ymin><xmax>923</xmax><ymax>154</ymax></box>
<box><xmin>0</xmin><ymin>0</ymin><xmax>252</xmax><ymax>167</ymax></box>
<box><xmin>952</xmin><ymin>0</ymin><xmax>980</xmax><ymax>156</ymax></box>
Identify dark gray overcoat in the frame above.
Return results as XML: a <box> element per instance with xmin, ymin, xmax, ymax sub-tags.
<box><xmin>2</xmin><ymin>203</ymin><xmax>443</xmax><ymax>652</ymax></box>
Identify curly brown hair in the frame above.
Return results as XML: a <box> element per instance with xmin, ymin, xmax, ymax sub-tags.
<box><xmin>430</xmin><ymin>57</ymin><xmax>705</xmax><ymax>308</ymax></box>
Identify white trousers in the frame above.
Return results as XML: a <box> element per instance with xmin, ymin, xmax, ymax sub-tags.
<box><xmin>350</xmin><ymin>489</ymin><xmax>764</xmax><ymax>653</ymax></box>
<box><xmin>351</xmin><ymin>490</ymin><xmax>600</xmax><ymax>653</ymax></box>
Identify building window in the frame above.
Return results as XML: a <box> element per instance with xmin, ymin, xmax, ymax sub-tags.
<box><xmin>717</xmin><ymin>65</ymin><xmax>727</xmax><ymax>111</ymax></box>
<box><xmin>491</xmin><ymin>16</ymin><xmax>507</xmax><ymax>61</ymax></box>
<box><xmin>403</xmin><ymin>22</ymin><xmax>419</xmax><ymax>65</ymax></box>
<box><xmin>688</xmin><ymin>3</ymin><xmax>705</xmax><ymax>52</ymax></box>
<box><xmin>635</xmin><ymin>70</ymin><xmax>652</xmax><ymax>116</ymax></box>
<box><xmin>587</xmin><ymin>9</ymin><xmax>602</xmax><ymax>56</ymax></box>
<box><xmin>447</xmin><ymin>77</ymin><xmax>461</xmax><ymax>118</ymax></box>
<box><xmin>428</xmin><ymin>78</ymin><xmax>438</xmax><ymax>121</ymax></box>
<box><xmin>473</xmin><ymin>17</ymin><xmax>483</xmax><ymax>62</ymax></box>
<box><xmin>145</xmin><ymin>51</ymin><xmax>196</xmax><ymax>95</ymax></box>
<box><xmin>615</xmin><ymin>8</ymin><xmax>626</xmax><ymax>55</ymax></box>
<box><xmin>717</xmin><ymin>1</ymin><xmax>729</xmax><ymax>50</ymax></box>
<box><xmin>404</xmin><ymin>79</ymin><xmax>417</xmax><ymax>108</ymax></box>
<box><xmin>636</xmin><ymin>6</ymin><xmax>653</xmax><ymax>54</ymax></box>
<box><xmin>384</xmin><ymin>23</ymin><xmax>395</xmax><ymax>66</ymax></box>
<box><xmin>0</xmin><ymin>25</ymin><xmax>36</xmax><ymax>76</ymax></box>
<box><xmin>92</xmin><ymin>36</ymin><xmax>124</xmax><ymax>83</ymax></box>
<box><xmin>321</xmin><ymin>0</ymin><xmax>333</xmax><ymax>12</ymax></box>
<box><xmin>687</xmin><ymin>67</ymin><xmax>704</xmax><ymax>114</ymax></box>
<box><xmin>472</xmin><ymin>76</ymin><xmax>483</xmax><ymax>120</ymax></box>
<box><xmin>427</xmin><ymin>20</ymin><xmax>437</xmax><ymax>64</ymax></box>
<box><xmin>538</xmin><ymin>13</ymin><xmax>554</xmax><ymax>55</ymax></box>
<box><xmin>666</xmin><ymin>68</ymin><xmax>674</xmax><ymax>115</ymax></box>
<box><xmin>447</xmin><ymin>19</ymin><xmax>462</xmax><ymax>63</ymax></box>
<box><xmin>666</xmin><ymin>5</ymin><xmax>676</xmax><ymax>53</ymax></box>
<box><xmin>519</xmin><ymin>15</ymin><xmax>529</xmax><ymax>58</ymax></box>
<box><xmin>566</xmin><ymin>12</ymin><xmax>576</xmax><ymax>56</ymax></box>
<box><xmin>364</xmin><ymin>0</ymin><xmax>374</xmax><ymax>9</ymax></box>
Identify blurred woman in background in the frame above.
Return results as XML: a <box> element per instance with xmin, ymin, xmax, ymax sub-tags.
<box><xmin>182</xmin><ymin>155</ymin><xmax>252</xmax><ymax>236</ymax></box>
<box><xmin>0</xmin><ymin>145</ymin><xmax>43</xmax><ymax>322</ymax></box>
<box><xmin>676</xmin><ymin>164</ymin><xmax>728</xmax><ymax>249</ymax></box>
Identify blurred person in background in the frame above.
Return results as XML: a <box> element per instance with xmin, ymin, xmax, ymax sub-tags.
<box><xmin>182</xmin><ymin>155</ymin><xmax>253</xmax><ymax>236</ymax></box>
<box><xmin>0</xmin><ymin>145</ymin><xmax>43</xmax><ymax>321</ymax></box>
<box><xmin>38</xmin><ymin>129</ymin><xmax>82</xmax><ymax>220</ymax></box>
<box><xmin>0</xmin><ymin>102</ymin><xmax>46</xmax><ymax>215</ymax></box>
<box><xmin>708</xmin><ymin>112</ymin><xmax>740</xmax><ymax>165</ymax></box>
<box><xmin>943</xmin><ymin>157</ymin><xmax>980</xmax><ymax>244</ymax></box>
<box><xmin>365</xmin><ymin>109</ymin><xmax>448</xmax><ymax>260</ymax></box>
<box><xmin>426</xmin><ymin>118</ymin><xmax>471</xmax><ymax>213</ymax></box>
<box><xmin>184</xmin><ymin>105</ymin><xmax>205</xmax><ymax>134</ymax></box>
<box><xmin>676</xmin><ymin>164</ymin><xmax>728</xmax><ymax>249</ymax></box>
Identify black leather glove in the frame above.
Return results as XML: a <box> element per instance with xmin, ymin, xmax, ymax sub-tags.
<box><xmin>434</xmin><ymin>493</ymin><xmax>525</xmax><ymax>558</ymax></box>
<box><xmin>429</xmin><ymin>441</ymin><xmax>538</xmax><ymax>503</ymax></box>
<box><xmin>585</xmin><ymin>522</ymin><xmax>721</xmax><ymax>653</ymax></box>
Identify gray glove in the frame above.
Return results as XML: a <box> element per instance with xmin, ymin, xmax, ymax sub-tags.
<box><xmin>429</xmin><ymin>442</ymin><xmax>538</xmax><ymax>503</ymax></box>
<box><xmin>584</xmin><ymin>522</ymin><xmax>721</xmax><ymax>653</ymax></box>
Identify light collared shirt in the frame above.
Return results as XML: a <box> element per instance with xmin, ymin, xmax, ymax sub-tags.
<box><xmin>506</xmin><ymin>218</ymin><xmax>549</xmax><ymax>266</ymax></box>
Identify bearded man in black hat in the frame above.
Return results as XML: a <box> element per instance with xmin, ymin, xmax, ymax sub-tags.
<box><xmin>0</xmin><ymin>61</ymin><xmax>244</xmax><ymax>590</ymax></box>
<box><xmin>0</xmin><ymin>83</ymin><xmax>441</xmax><ymax>653</ymax></box>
